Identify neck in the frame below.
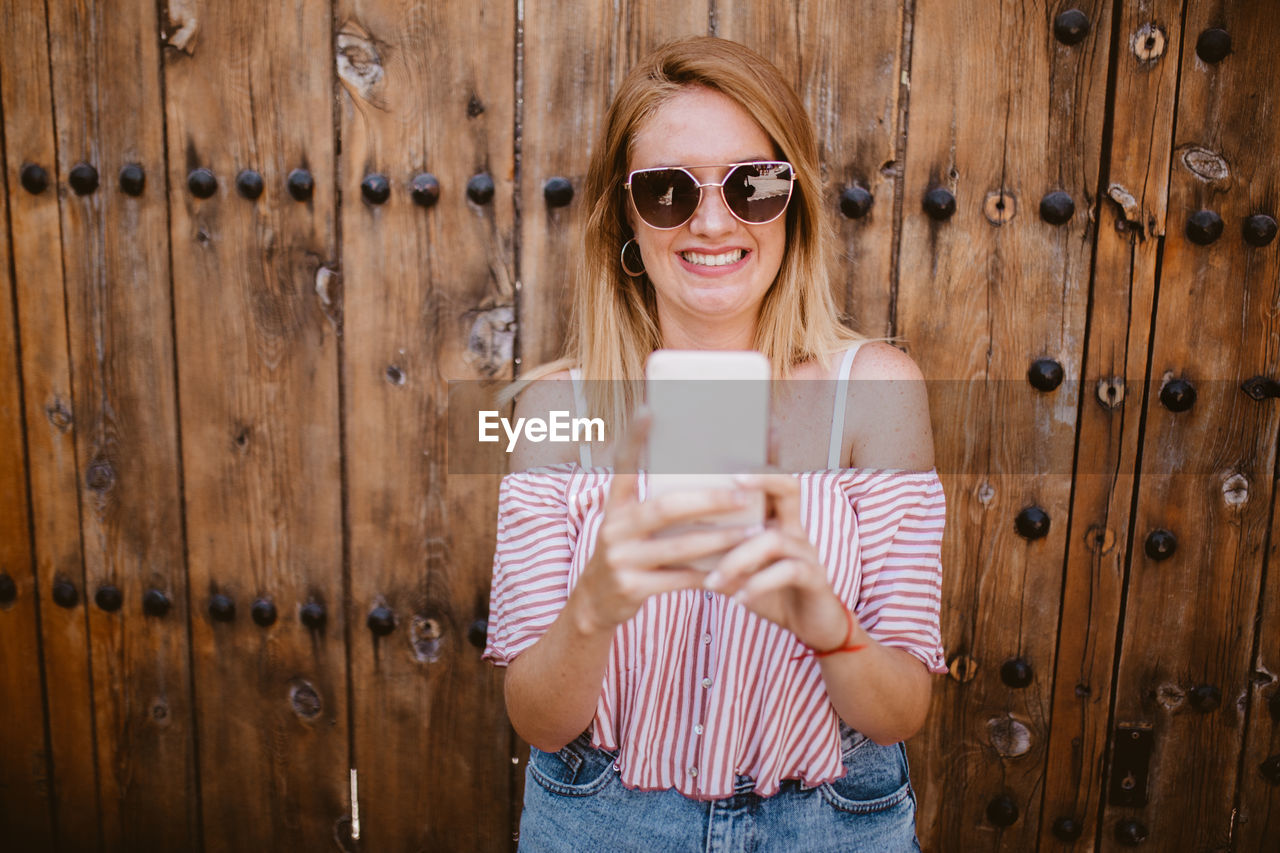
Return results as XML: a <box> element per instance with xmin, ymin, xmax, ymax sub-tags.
<box><xmin>657</xmin><ymin>308</ymin><xmax>758</xmax><ymax>352</ymax></box>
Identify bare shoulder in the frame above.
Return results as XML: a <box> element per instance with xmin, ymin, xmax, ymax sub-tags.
<box><xmin>509</xmin><ymin>370</ymin><xmax>581</xmax><ymax>470</ymax></box>
<box><xmin>844</xmin><ymin>342</ymin><xmax>935</xmax><ymax>470</ymax></box>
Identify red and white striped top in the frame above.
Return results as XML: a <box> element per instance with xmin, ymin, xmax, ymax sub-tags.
<box><xmin>483</xmin><ymin>463</ymin><xmax>947</xmax><ymax>800</ymax></box>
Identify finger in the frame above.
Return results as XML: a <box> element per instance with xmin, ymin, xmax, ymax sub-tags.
<box><xmin>734</xmin><ymin>472</ymin><xmax>803</xmax><ymax>527</ymax></box>
<box><xmin>607</xmin><ymin>409</ymin><xmax>650</xmax><ymax>507</ymax></box>
<box><xmin>610</xmin><ymin>524</ymin><xmax>757</xmax><ymax>569</ymax></box>
<box><xmin>631</xmin><ymin>488</ymin><xmax>755</xmax><ymax>536</ymax></box>
<box><xmin>629</xmin><ymin>565</ymin><xmax>710</xmax><ymax>599</ymax></box>
<box><xmin>705</xmin><ymin>529</ymin><xmax>813</xmax><ymax>596</ymax></box>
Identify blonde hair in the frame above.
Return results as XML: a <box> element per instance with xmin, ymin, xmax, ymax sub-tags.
<box><xmin>513</xmin><ymin>36</ymin><xmax>863</xmax><ymax>429</ymax></box>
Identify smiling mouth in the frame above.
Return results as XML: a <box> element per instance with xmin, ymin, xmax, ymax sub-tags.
<box><xmin>679</xmin><ymin>249</ymin><xmax>747</xmax><ymax>267</ymax></box>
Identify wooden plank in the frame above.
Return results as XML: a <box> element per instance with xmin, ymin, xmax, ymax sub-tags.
<box><xmin>1037</xmin><ymin>2</ymin><xmax>1184</xmax><ymax>850</ymax></box>
<box><xmin>0</xmin><ymin>75</ymin><xmax>55</xmax><ymax>851</ymax></box>
<box><xmin>159</xmin><ymin>2</ymin><xmax>347</xmax><ymax>849</ymax></box>
<box><xmin>894</xmin><ymin>0</ymin><xmax>1108</xmax><ymax>848</ymax></box>
<box><xmin>518</xmin><ymin>0</ymin><xmax>709</xmax><ymax>368</ymax></box>
<box><xmin>0</xmin><ymin>3</ymin><xmax>102</xmax><ymax>849</ymax></box>
<box><xmin>715</xmin><ymin>0</ymin><xmax>905</xmax><ymax>336</ymax></box>
<box><xmin>337</xmin><ymin>0</ymin><xmax>516</xmax><ymax>847</ymax></box>
<box><xmin>44</xmin><ymin>1</ymin><xmax>198</xmax><ymax>847</ymax></box>
<box><xmin>1242</xmin><ymin>472</ymin><xmax>1280</xmax><ymax>847</ymax></box>
<box><xmin>1101</xmin><ymin>2</ymin><xmax>1280</xmax><ymax>849</ymax></box>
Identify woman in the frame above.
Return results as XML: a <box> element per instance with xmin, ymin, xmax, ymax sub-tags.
<box><xmin>483</xmin><ymin>35</ymin><xmax>946</xmax><ymax>852</ymax></box>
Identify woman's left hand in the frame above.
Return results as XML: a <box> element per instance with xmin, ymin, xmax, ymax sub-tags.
<box><xmin>703</xmin><ymin>472</ymin><xmax>851</xmax><ymax>652</ymax></box>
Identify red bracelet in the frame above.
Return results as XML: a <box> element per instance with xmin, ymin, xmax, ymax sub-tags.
<box><xmin>792</xmin><ymin>607</ymin><xmax>866</xmax><ymax>660</ymax></box>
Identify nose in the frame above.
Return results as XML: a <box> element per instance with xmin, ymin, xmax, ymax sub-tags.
<box><xmin>687</xmin><ymin>180</ymin><xmax>737</xmax><ymax>237</ymax></box>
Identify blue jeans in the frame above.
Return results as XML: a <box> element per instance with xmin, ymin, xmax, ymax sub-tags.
<box><xmin>518</xmin><ymin>724</ymin><xmax>922</xmax><ymax>852</ymax></box>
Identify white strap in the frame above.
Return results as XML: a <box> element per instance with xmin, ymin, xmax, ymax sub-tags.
<box><xmin>826</xmin><ymin>343</ymin><xmax>865</xmax><ymax>469</ymax></box>
<box><xmin>568</xmin><ymin>368</ymin><xmax>593</xmax><ymax>468</ymax></box>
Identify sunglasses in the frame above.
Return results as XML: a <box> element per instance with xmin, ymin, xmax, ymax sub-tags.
<box><xmin>625</xmin><ymin>160</ymin><xmax>796</xmax><ymax>230</ymax></box>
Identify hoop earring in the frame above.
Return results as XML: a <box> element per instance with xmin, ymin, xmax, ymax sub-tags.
<box><xmin>621</xmin><ymin>238</ymin><xmax>646</xmax><ymax>277</ymax></box>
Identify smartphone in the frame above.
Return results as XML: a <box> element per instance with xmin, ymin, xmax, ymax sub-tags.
<box><xmin>644</xmin><ymin>350</ymin><xmax>770</xmax><ymax>568</ymax></box>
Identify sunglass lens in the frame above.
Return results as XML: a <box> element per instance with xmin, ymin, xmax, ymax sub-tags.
<box><xmin>724</xmin><ymin>162</ymin><xmax>792</xmax><ymax>223</ymax></box>
<box><xmin>631</xmin><ymin>169</ymin><xmax>699</xmax><ymax>228</ymax></box>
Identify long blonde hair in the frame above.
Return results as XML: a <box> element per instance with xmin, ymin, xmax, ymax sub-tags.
<box><xmin>515</xmin><ymin>36</ymin><xmax>863</xmax><ymax>429</ymax></box>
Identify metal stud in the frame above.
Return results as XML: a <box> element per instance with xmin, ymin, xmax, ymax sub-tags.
<box><xmin>1114</xmin><ymin>820</ymin><xmax>1148</xmax><ymax>846</ymax></box>
<box><xmin>411</xmin><ymin>172</ymin><xmax>440</xmax><ymax>207</ymax></box>
<box><xmin>1052</xmin><ymin>817</ymin><xmax>1083</xmax><ymax>842</ymax></box>
<box><xmin>544</xmin><ymin>176</ymin><xmax>574</xmax><ymax>208</ymax></box>
<box><xmin>1243</xmin><ymin>214</ymin><xmax>1278</xmax><ymax>247</ymax></box>
<box><xmin>1144</xmin><ymin>528</ymin><xmax>1176</xmax><ymax>561</ymax></box>
<box><xmin>839</xmin><ymin>185</ymin><xmax>873</xmax><ymax>219</ymax></box>
<box><xmin>1053</xmin><ymin>9</ymin><xmax>1090</xmax><ymax>45</ymax></box>
<box><xmin>143</xmin><ymin>588</ymin><xmax>171</xmax><ymax>617</ymax></box>
<box><xmin>1160</xmin><ymin>378</ymin><xmax>1196</xmax><ymax>412</ymax></box>
<box><xmin>361</xmin><ymin>173</ymin><xmax>390</xmax><ymax>204</ymax></box>
<box><xmin>986</xmin><ymin>794</ymin><xmax>1018</xmax><ymax>827</ymax></box>
<box><xmin>467</xmin><ymin>173</ymin><xmax>495</xmax><ymax>205</ymax></box>
<box><xmin>287</xmin><ymin>168</ymin><xmax>314</xmax><ymax>201</ymax></box>
<box><xmin>1000</xmin><ymin>657</ymin><xmax>1033</xmax><ymax>688</ymax></box>
<box><xmin>1027</xmin><ymin>358</ymin><xmax>1064</xmax><ymax>392</ymax></box>
<box><xmin>1185</xmin><ymin>210</ymin><xmax>1223</xmax><ymax>245</ymax></box>
<box><xmin>1261</xmin><ymin>754</ymin><xmax>1280</xmax><ymax>785</ymax></box>
<box><xmin>367</xmin><ymin>605</ymin><xmax>395</xmax><ymax>636</ymax></box>
<box><xmin>1195</xmin><ymin>28</ymin><xmax>1231</xmax><ymax>64</ymax></box>
<box><xmin>52</xmin><ymin>579</ymin><xmax>78</xmax><ymax>608</ymax></box>
<box><xmin>1189</xmin><ymin>684</ymin><xmax>1220</xmax><ymax>713</ymax></box>
<box><xmin>20</xmin><ymin>163</ymin><xmax>49</xmax><ymax>195</ymax></box>
<box><xmin>923</xmin><ymin>186</ymin><xmax>956</xmax><ymax>221</ymax></box>
<box><xmin>119</xmin><ymin>164</ymin><xmax>146</xmax><ymax>196</ymax></box>
<box><xmin>0</xmin><ymin>572</ymin><xmax>16</xmax><ymax>604</ymax></box>
<box><xmin>94</xmin><ymin>585</ymin><xmax>123</xmax><ymax>612</ymax></box>
<box><xmin>69</xmin><ymin>163</ymin><xmax>99</xmax><ymax>195</ymax></box>
<box><xmin>236</xmin><ymin>169</ymin><xmax>264</xmax><ymax>200</ymax></box>
<box><xmin>468</xmin><ymin>619</ymin><xmax>488</xmax><ymax>648</ymax></box>
<box><xmin>251</xmin><ymin>597</ymin><xmax>277</xmax><ymax>627</ymax></box>
<box><xmin>1015</xmin><ymin>506</ymin><xmax>1050</xmax><ymax>540</ymax></box>
<box><xmin>208</xmin><ymin>593</ymin><xmax>235</xmax><ymax>622</ymax></box>
<box><xmin>300</xmin><ymin>601</ymin><xmax>327</xmax><ymax>630</ymax></box>
<box><xmin>1039</xmin><ymin>191</ymin><xmax>1074</xmax><ymax>225</ymax></box>
<box><xmin>188</xmin><ymin>168</ymin><xmax>217</xmax><ymax>199</ymax></box>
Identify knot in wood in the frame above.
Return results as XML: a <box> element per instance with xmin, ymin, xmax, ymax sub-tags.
<box><xmin>1096</xmin><ymin>377</ymin><xmax>1125</xmax><ymax>409</ymax></box>
<box><xmin>976</xmin><ymin>481</ymin><xmax>995</xmax><ymax>507</ymax></box>
<box><xmin>983</xmin><ymin>190</ymin><xmax>1016</xmax><ymax>225</ymax></box>
<box><xmin>1085</xmin><ymin>524</ymin><xmax>1115</xmax><ymax>555</ymax></box>
<box><xmin>1221</xmin><ymin>472</ymin><xmax>1249</xmax><ymax>507</ymax></box>
<box><xmin>410</xmin><ymin>614</ymin><xmax>444</xmax><ymax>664</ymax></box>
<box><xmin>948</xmin><ymin>655</ymin><xmax>977</xmax><ymax>683</ymax></box>
<box><xmin>1178</xmin><ymin>145</ymin><xmax>1230</xmax><ymax>183</ymax></box>
<box><xmin>1131</xmin><ymin>23</ymin><xmax>1166</xmax><ymax>62</ymax></box>
<box><xmin>986</xmin><ymin>716</ymin><xmax>1032</xmax><ymax>757</ymax></box>
<box><xmin>290</xmin><ymin>680</ymin><xmax>323</xmax><ymax>720</ymax></box>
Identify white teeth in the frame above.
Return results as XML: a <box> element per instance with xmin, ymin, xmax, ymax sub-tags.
<box><xmin>681</xmin><ymin>249</ymin><xmax>745</xmax><ymax>267</ymax></box>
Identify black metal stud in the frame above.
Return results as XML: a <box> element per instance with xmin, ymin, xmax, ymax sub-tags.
<box><xmin>1000</xmin><ymin>658</ymin><xmax>1033</xmax><ymax>688</ymax></box>
<box><xmin>1039</xmin><ymin>191</ymin><xmax>1075</xmax><ymax>225</ymax></box>
<box><xmin>1053</xmin><ymin>9</ymin><xmax>1090</xmax><ymax>45</ymax></box>
<box><xmin>467</xmin><ymin>173</ymin><xmax>495</xmax><ymax>205</ymax></box>
<box><xmin>0</xmin><ymin>573</ymin><xmax>16</xmax><ymax>604</ymax></box>
<box><xmin>251</xmin><ymin>597</ymin><xmax>277</xmax><ymax>627</ymax></box>
<box><xmin>1186</xmin><ymin>210</ymin><xmax>1223</xmax><ymax>245</ymax></box>
<box><xmin>208</xmin><ymin>593</ymin><xmax>235</xmax><ymax>622</ymax></box>
<box><xmin>468</xmin><ymin>619</ymin><xmax>488</xmax><ymax>649</ymax></box>
<box><xmin>1052</xmin><ymin>817</ymin><xmax>1083</xmax><ymax>842</ymax></box>
<box><xmin>143</xmin><ymin>588</ymin><xmax>171</xmax><ymax>617</ymax></box>
<box><xmin>69</xmin><ymin>163</ymin><xmax>99</xmax><ymax>195</ymax></box>
<box><xmin>1261</xmin><ymin>754</ymin><xmax>1280</xmax><ymax>785</ymax></box>
<box><xmin>1195</xmin><ymin>28</ymin><xmax>1231</xmax><ymax>64</ymax></box>
<box><xmin>1189</xmin><ymin>684</ymin><xmax>1221</xmax><ymax>713</ymax></box>
<box><xmin>20</xmin><ymin>164</ymin><xmax>49</xmax><ymax>195</ymax></box>
<box><xmin>94</xmin><ymin>585</ymin><xmax>123</xmax><ymax>612</ymax></box>
<box><xmin>1114</xmin><ymin>820</ymin><xmax>1148</xmax><ymax>846</ymax></box>
<box><xmin>411</xmin><ymin>172</ymin><xmax>440</xmax><ymax>207</ymax></box>
<box><xmin>287</xmin><ymin>168</ymin><xmax>314</xmax><ymax>201</ymax></box>
<box><xmin>1160</xmin><ymin>378</ymin><xmax>1196</xmax><ymax>412</ymax></box>
<box><xmin>361</xmin><ymin>173</ymin><xmax>390</xmax><ymax>205</ymax></box>
<box><xmin>1027</xmin><ymin>358</ymin><xmax>1064</xmax><ymax>392</ymax></box>
<box><xmin>544</xmin><ymin>176</ymin><xmax>574</xmax><ymax>208</ymax></box>
<box><xmin>1015</xmin><ymin>506</ymin><xmax>1050</xmax><ymax>540</ymax></box>
<box><xmin>1243</xmin><ymin>214</ymin><xmax>1278</xmax><ymax>247</ymax></box>
<box><xmin>839</xmin><ymin>185</ymin><xmax>873</xmax><ymax>219</ymax></box>
<box><xmin>119</xmin><ymin>164</ymin><xmax>146</xmax><ymax>196</ymax></box>
<box><xmin>367</xmin><ymin>605</ymin><xmax>395</xmax><ymax>636</ymax></box>
<box><xmin>986</xmin><ymin>794</ymin><xmax>1018</xmax><ymax>827</ymax></box>
<box><xmin>188</xmin><ymin>168</ymin><xmax>217</xmax><ymax>199</ymax></box>
<box><xmin>923</xmin><ymin>186</ymin><xmax>956</xmax><ymax>221</ymax></box>
<box><xmin>1144</xmin><ymin>528</ymin><xmax>1176</xmax><ymax>561</ymax></box>
<box><xmin>236</xmin><ymin>169</ymin><xmax>264</xmax><ymax>200</ymax></box>
<box><xmin>300</xmin><ymin>601</ymin><xmax>327</xmax><ymax>630</ymax></box>
<box><xmin>52</xmin><ymin>579</ymin><xmax>78</xmax><ymax>608</ymax></box>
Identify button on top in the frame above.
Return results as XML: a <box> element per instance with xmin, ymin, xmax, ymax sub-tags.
<box><xmin>688</xmin><ymin>766</ymin><xmax>698</xmax><ymax>777</ymax></box>
<box><xmin>704</xmin><ymin>591</ymin><xmax>713</xmax><ymax>600</ymax></box>
<box><xmin>694</xmin><ymin>724</ymin><xmax>704</xmax><ymax>735</ymax></box>
<box><xmin>701</xmin><ymin>677</ymin><xmax>712</xmax><ymax>688</ymax></box>
<box><xmin>703</xmin><ymin>633</ymin><xmax>712</xmax><ymax>644</ymax></box>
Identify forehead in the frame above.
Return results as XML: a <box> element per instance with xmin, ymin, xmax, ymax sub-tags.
<box><xmin>629</xmin><ymin>87</ymin><xmax>775</xmax><ymax>170</ymax></box>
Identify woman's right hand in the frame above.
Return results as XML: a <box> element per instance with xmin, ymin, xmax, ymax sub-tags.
<box><xmin>571</xmin><ymin>410</ymin><xmax>760</xmax><ymax>634</ymax></box>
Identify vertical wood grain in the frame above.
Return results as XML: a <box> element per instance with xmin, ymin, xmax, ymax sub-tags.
<box><xmin>159</xmin><ymin>1</ymin><xmax>347</xmax><ymax>849</ymax></box>
<box><xmin>0</xmin><ymin>2</ymin><xmax>101</xmax><ymax>848</ymax></box>
<box><xmin>44</xmin><ymin>0</ymin><xmax>198</xmax><ymax>847</ymax></box>
<box><xmin>337</xmin><ymin>0</ymin><xmax>514</xmax><ymax>848</ymax></box>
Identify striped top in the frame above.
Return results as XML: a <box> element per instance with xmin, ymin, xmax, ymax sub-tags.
<box><xmin>483</xmin><ymin>348</ymin><xmax>947</xmax><ymax>800</ymax></box>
